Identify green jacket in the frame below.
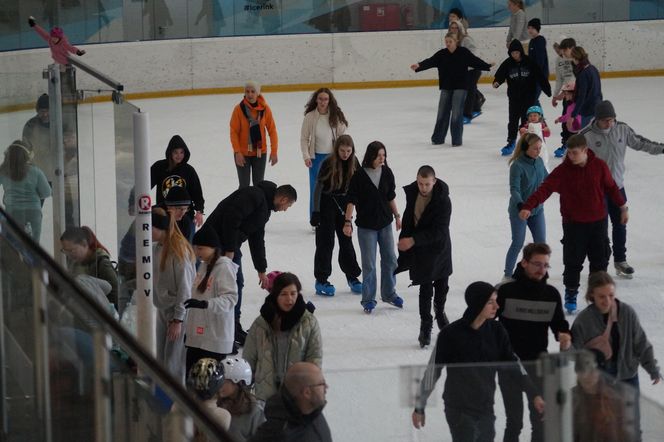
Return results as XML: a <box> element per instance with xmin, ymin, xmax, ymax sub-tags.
<box><xmin>70</xmin><ymin>248</ymin><xmax>119</xmax><ymax>308</ymax></box>
<box><xmin>243</xmin><ymin>310</ymin><xmax>322</xmax><ymax>402</ymax></box>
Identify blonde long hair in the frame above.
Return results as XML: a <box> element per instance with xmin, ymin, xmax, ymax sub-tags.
<box><xmin>153</xmin><ymin>207</ymin><xmax>195</xmax><ymax>271</ymax></box>
<box><xmin>509</xmin><ymin>133</ymin><xmax>542</xmax><ymax>165</ymax></box>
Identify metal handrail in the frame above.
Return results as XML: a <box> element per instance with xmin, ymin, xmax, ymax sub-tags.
<box><xmin>0</xmin><ymin>206</ymin><xmax>232</xmax><ymax>441</ymax></box>
<box><xmin>66</xmin><ymin>55</ymin><xmax>124</xmax><ymax>92</ymax></box>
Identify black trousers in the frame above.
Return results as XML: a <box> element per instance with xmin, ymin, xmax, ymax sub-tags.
<box><xmin>463</xmin><ymin>69</ymin><xmax>483</xmax><ymax>117</ymax></box>
<box><xmin>562</xmin><ymin>219</ymin><xmax>610</xmax><ymax>291</ymax></box>
<box><xmin>314</xmin><ymin>195</ymin><xmax>361</xmax><ymax>282</ymax></box>
<box><xmin>498</xmin><ymin>363</ymin><xmax>543</xmax><ymax>442</ymax></box>
<box><xmin>559</xmin><ymin>99</ymin><xmax>573</xmax><ymax>146</ymax></box>
<box><xmin>507</xmin><ymin>97</ymin><xmax>532</xmax><ymax>143</ymax></box>
<box><xmin>418</xmin><ymin>277</ymin><xmax>449</xmax><ymax>328</ymax></box>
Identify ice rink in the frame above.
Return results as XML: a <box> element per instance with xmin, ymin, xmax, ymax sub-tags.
<box><xmin>8</xmin><ymin>76</ymin><xmax>664</xmax><ymax>440</ymax></box>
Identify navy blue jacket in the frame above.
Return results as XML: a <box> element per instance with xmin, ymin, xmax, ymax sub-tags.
<box><xmin>572</xmin><ymin>63</ymin><xmax>602</xmax><ymax>118</ymax></box>
<box><xmin>528</xmin><ymin>35</ymin><xmax>549</xmax><ymax>80</ymax></box>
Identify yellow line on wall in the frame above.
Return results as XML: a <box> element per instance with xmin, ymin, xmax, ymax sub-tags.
<box><xmin>2</xmin><ymin>70</ymin><xmax>664</xmax><ymax>113</ymax></box>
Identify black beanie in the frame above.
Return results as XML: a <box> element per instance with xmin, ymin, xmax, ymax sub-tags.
<box><xmin>595</xmin><ymin>100</ymin><xmax>616</xmax><ymax>120</ymax></box>
<box><xmin>164</xmin><ymin>186</ymin><xmax>191</xmax><ymax>206</ymax></box>
<box><xmin>36</xmin><ymin>94</ymin><xmax>49</xmax><ymax>110</ymax></box>
<box><xmin>152</xmin><ymin>211</ymin><xmax>169</xmax><ymax>230</ymax></box>
<box><xmin>527</xmin><ymin>18</ymin><xmax>541</xmax><ymax>32</ymax></box>
<box><xmin>192</xmin><ymin>225</ymin><xmax>221</xmax><ymax>249</ymax></box>
<box><xmin>462</xmin><ymin>281</ymin><xmax>496</xmax><ymax>321</ymax></box>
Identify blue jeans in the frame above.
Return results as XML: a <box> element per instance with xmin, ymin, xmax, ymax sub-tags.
<box><xmin>606</xmin><ymin>187</ymin><xmax>627</xmax><ymax>262</ymax></box>
<box><xmin>504</xmin><ymin>210</ymin><xmax>546</xmax><ymax>277</ymax></box>
<box><xmin>308</xmin><ymin>153</ymin><xmax>329</xmax><ymax>216</ymax></box>
<box><xmin>445</xmin><ymin>407</ymin><xmax>496</xmax><ymax>442</ymax></box>
<box><xmin>357</xmin><ymin>225</ymin><xmax>397</xmax><ymax>306</ymax></box>
<box><xmin>432</xmin><ymin>89</ymin><xmax>467</xmax><ymax>145</ymax></box>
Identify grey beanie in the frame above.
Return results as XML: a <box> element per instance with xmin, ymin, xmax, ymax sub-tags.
<box><xmin>595</xmin><ymin>100</ymin><xmax>616</xmax><ymax>120</ymax></box>
<box><xmin>245</xmin><ymin>80</ymin><xmax>261</xmax><ymax>95</ymax></box>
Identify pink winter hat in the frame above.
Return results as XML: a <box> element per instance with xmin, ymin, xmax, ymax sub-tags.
<box><xmin>265</xmin><ymin>271</ymin><xmax>282</xmax><ymax>292</ymax></box>
<box><xmin>50</xmin><ymin>27</ymin><xmax>64</xmax><ymax>38</ymax></box>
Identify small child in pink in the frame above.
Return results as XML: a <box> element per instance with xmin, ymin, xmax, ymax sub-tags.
<box><xmin>554</xmin><ymin>82</ymin><xmax>582</xmax><ymax>133</ymax></box>
<box><xmin>28</xmin><ymin>16</ymin><xmax>85</xmax><ymax>66</ymax></box>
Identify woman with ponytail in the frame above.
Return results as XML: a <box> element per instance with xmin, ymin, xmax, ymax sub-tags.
<box><xmin>151</xmin><ymin>207</ymin><xmax>196</xmax><ymax>384</ymax></box>
<box><xmin>60</xmin><ymin>225</ymin><xmax>118</xmax><ymax>309</ymax></box>
<box><xmin>183</xmin><ymin>225</ymin><xmax>239</xmax><ymax>374</ymax></box>
<box><xmin>0</xmin><ymin>140</ymin><xmax>51</xmax><ymax>241</ymax></box>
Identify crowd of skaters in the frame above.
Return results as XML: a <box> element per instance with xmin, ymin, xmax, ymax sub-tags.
<box><xmin>2</xmin><ymin>5</ymin><xmax>663</xmax><ymax>442</ymax></box>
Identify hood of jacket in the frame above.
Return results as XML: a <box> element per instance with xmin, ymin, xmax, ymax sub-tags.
<box><xmin>257</xmin><ymin>180</ymin><xmax>277</xmax><ymax>211</ymax></box>
<box><xmin>165</xmin><ymin>135</ymin><xmax>191</xmax><ymax>163</ymax></box>
<box><xmin>507</xmin><ymin>39</ymin><xmax>525</xmax><ymax>57</ymax></box>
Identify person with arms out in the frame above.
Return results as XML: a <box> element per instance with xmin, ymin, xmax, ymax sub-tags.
<box><xmin>502</xmin><ymin>134</ymin><xmax>548</xmax><ymax>283</ymax></box>
<box><xmin>249</xmin><ymin>362</ymin><xmax>331</xmax><ymax>442</ymax></box>
<box><xmin>572</xmin><ymin>271</ymin><xmax>661</xmax><ymax>440</ymax></box>
<box><xmin>0</xmin><ymin>140</ymin><xmax>51</xmax><ymax>242</ymax></box>
<box><xmin>494</xmin><ymin>39</ymin><xmax>552</xmax><ymax>156</ymax></box>
<box><xmin>60</xmin><ymin>225</ymin><xmax>119</xmax><ymax>310</ymax></box>
<box><xmin>580</xmin><ymin>100</ymin><xmax>664</xmax><ymax>279</ymax></box>
<box><xmin>28</xmin><ymin>16</ymin><xmax>85</xmax><ymax>66</ymax></box>
<box><xmin>343</xmin><ymin>141</ymin><xmax>403</xmax><ymax>314</ymax></box>
<box><xmin>395</xmin><ymin>165</ymin><xmax>452</xmax><ymax>348</ymax></box>
<box><xmin>151</xmin><ymin>134</ymin><xmax>205</xmax><ymax>235</ymax></box>
<box><xmin>310</xmin><ymin>134</ymin><xmax>362</xmax><ymax>297</ymax></box>
<box><xmin>412</xmin><ymin>281</ymin><xmax>544</xmax><ymax>442</ymax></box>
<box><xmin>230</xmin><ymin>81</ymin><xmax>278</xmax><ymax>188</ymax></box>
<box><xmin>300</xmin><ymin>88</ymin><xmax>348</xmax><ymax>220</ymax></box>
<box><xmin>243</xmin><ymin>273</ymin><xmax>322</xmax><ymax>403</ymax></box>
<box><xmin>151</xmin><ymin>208</ymin><xmax>196</xmax><ymax>384</ymax></box>
<box><xmin>183</xmin><ymin>226</ymin><xmax>238</xmax><ymax>374</ymax></box>
<box><xmin>410</xmin><ymin>32</ymin><xmax>493</xmax><ymax>146</ymax></box>
<box><xmin>519</xmin><ymin>134</ymin><xmax>628</xmax><ymax>314</ymax></box>
<box><xmin>497</xmin><ymin>243</ymin><xmax>571</xmax><ymax>442</ymax></box>
<box><xmin>203</xmin><ymin>181</ymin><xmax>296</xmax><ymax>348</ymax></box>
<box><xmin>218</xmin><ymin>357</ymin><xmax>266</xmax><ymax>442</ymax></box>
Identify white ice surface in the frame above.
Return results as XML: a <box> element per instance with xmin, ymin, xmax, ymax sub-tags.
<box><xmin>7</xmin><ymin>77</ymin><xmax>664</xmax><ymax>440</ymax></box>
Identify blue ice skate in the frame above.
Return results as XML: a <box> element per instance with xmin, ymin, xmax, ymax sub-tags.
<box><xmin>501</xmin><ymin>141</ymin><xmax>516</xmax><ymax>156</ymax></box>
<box><xmin>347</xmin><ymin>277</ymin><xmax>363</xmax><ymax>294</ymax></box>
<box><xmin>564</xmin><ymin>289</ymin><xmax>578</xmax><ymax>314</ymax></box>
<box><xmin>386</xmin><ymin>295</ymin><xmax>404</xmax><ymax>309</ymax></box>
<box><xmin>554</xmin><ymin>145</ymin><xmax>567</xmax><ymax>158</ymax></box>
<box><xmin>363</xmin><ymin>300</ymin><xmax>377</xmax><ymax>314</ymax></box>
<box><xmin>315</xmin><ymin>281</ymin><xmax>335</xmax><ymax>296</ymax></box>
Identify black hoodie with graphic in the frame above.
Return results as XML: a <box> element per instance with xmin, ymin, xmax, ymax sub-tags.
<box><xmin>494</xmin><ymin>39</ymin><xmax>552</xmax><ymax>102</ymax></box>
<box><xmin>150</xmin><ymin>135</ymin><xmax>205</xmax><ymax>216</ymax></box>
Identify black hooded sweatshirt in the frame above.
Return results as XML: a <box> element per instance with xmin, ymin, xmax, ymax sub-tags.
<box><xmin>150</xmin><ymin>135</ymin><xmax>205</xmax><ymax>217</ymax></box>
<box><xmin>497</xmin><ymin>265</ymin><xmax>569</xmax><ymax>361</ymax></box>
<box><xmin>204</xmin><ymin>181</ymin><xmax>277</xmax><ymax>273</ymax></box>
<box><xmin>494</xmin><ymin>39</ymin><xmax>552</xmax><ymax>101</ymax></box>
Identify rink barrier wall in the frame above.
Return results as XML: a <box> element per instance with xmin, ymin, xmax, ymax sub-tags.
<box><xmin>2</xmin><ymin>19</ymin><xmax>664</xmax><ymax>108</ymax></box>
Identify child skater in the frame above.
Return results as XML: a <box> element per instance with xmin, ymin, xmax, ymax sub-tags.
<box><xmin>519</xmin><ymin>105</ymin><xmax>551</xmax><ymax>169</ymax></box>
<box><xmin>552</xmin><ymin>39</ymin><xmax>576</xmax><ymax>157</ymax></box>
<box><xmin>183</xmin><ymin>225</ymin><xmax>239</xmax><ymax>374</ymax></box>
<box><xmin>28</xmin><ymin>16</ymin><xmax>85</xmax><ymax>67</ymax></box>
<box><xmin>554</xmin><ymin>82</ymin><xmax>582</xmax><ymax>137</ymax></box>
<box><xmin>218</xmin><ymin>357</ymin><xmax>266</xmax><ymax>442</ymax></box>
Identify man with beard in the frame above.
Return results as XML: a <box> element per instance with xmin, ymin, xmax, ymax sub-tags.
<box><xmin>250</xmin><ymin>362</ymin><xmax>332</xmax><ymax>442</ymax></box>
<box><xmin>497</xmin><ymin>243</ymin><xmax>571</xmax><ymax>442</ymax></box>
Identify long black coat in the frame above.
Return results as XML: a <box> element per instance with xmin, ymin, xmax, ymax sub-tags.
<box><xmin>395</xmin><ymin>179</ymin><xmax>452</xmax><ymax>284</ymax></box>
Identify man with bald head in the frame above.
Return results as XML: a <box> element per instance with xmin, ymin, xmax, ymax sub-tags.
<box><xmin>250</xmin><ymin>362</ymin><xmax>332</xmax><ymax>442</ymax></box>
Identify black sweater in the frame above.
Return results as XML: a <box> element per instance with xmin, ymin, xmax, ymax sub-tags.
<box><xmin>497</xmin><ymin>265</ymin><xmax>569</xmax><ymax>361</ymax></box>
<box><xmin>204</xmin><ymin>181</ymin><xmax>276</xmax><ymax>273</ymax></box>
<box><xmin>416</xmin><ymin>46</ymin><xmax>492</xmax><ymax>90</ymax></box>
<box><xmin>494</xmin><ymin>40</ymin><xmax>552</xmax><ymax>101</ymax></box>
<box><xmin>346</xmin><ymin>165</ymin><xmax>396</xmax><ymax>230</ymax></box>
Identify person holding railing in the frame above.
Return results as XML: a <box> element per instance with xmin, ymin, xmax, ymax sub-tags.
<box><xmin>412</xmin><ymin>281</ymin><xmax>544</xmax><ymax>441</ymax></box>
<box><xmin>28</xmin><ymin>16</ymin><xmax>85</xmax><ymax>67</ymax></box>
<box><xmin>0</xmin><ymin>140</ymin><xmax>51</xmax><ymax>242</ymax></box>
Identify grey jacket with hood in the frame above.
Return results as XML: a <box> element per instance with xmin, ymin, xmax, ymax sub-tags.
<box><xmin>581</xmin><ymin>120</ymin><xmax>664</xmax><ymax>188</ymax></box>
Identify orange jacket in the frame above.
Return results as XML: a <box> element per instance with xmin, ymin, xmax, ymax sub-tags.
<box><xmin>229</xmin><ymin>95</ymin><xmax>278</xmax><ymax>157</ymax></box>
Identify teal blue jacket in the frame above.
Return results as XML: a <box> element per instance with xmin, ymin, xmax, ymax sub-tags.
<box><xmin>0</xmin><ymin>165</ymin><xmax>51</xmax><ymax>210</ymax></box>
<box><xmin>508</xmin><ymin>154</ymin><xmax>548</xmax><ymax>217</ymax></box>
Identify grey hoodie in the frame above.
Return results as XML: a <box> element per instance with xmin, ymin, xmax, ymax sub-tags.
<box><xmin>152</xmin><ymin>243</ymin><xmax>196</xmax><ymax>321</ymax></box>
<box><xmin>581</xmin><ymin>120</ymin><xmax>664</xmax><ymax>188</ymax></box>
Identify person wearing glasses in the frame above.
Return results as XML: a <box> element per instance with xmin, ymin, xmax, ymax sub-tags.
<box><xmin>497</xmin><ymin>243</ymin><xmax>571</xmax><ymax>442</ymax></box>
<box><xmin>250</xmin><ymin>361</ymin><xmax>331</xmax><ymax>442</ymax></box>
<box><xmin>243</xmin><ymin>273</ymin><xmax>322</xmax><ymax>403</ymax></box>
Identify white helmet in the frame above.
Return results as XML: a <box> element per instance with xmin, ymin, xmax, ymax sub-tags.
<box><xmin>222</xmin><ymin>357</ymin><xmax>252</xmax><ymax>385</ymax></box>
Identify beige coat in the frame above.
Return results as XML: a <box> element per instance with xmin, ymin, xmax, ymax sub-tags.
<box><xmin>300</xmin><ymin>109</ymin><xmax>346</xmax><ymax>161</ymax></box>
<box><xmin>243</xmin><ymin>310</ymin><xmax>322</xmax><ymax>401</ymax></box>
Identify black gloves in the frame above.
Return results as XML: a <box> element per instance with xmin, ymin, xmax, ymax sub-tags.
<box><xmin>184</xmin><ymin>299</ymin><xmax>208</xmax><ymax>309</ymax></box>
<box><xmin>310</xmin><ymin>211</ymin><xmax>321</xmax><ymax>227</ymax></box>
<box><xmin>516</xmin><ymin>202</ymin><xmax>523</xmax><ymax>211</ymax></box>
<box><xmin>76</xmin><ymin>50</ymin><xmax>85</xmax><ymax>56</ymax></box>
<box><xmin>28</xmin><ymin>16</ymin><xmax>36</xmax><ymax>27</ymax></box>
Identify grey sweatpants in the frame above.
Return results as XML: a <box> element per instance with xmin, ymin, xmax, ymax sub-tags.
<box><xmin>156</xmin><ymin>308</ymin><xmax>186</xmax><ymax>385</ymax></box>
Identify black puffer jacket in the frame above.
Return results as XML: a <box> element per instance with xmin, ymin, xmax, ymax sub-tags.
<box><xmin>204</xmin><ymin>181</ymin><xmax>276</xmax><ymax>272</ymax></box>
<box><xmin>395</xmin><ymin>179</ymin><xmax>452</xmax><ymax>284</ymax></box>
<box><xmin>150</xmin><ymin>135</ymin><xmax>205</xmax><ymax>216</ymax></box>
